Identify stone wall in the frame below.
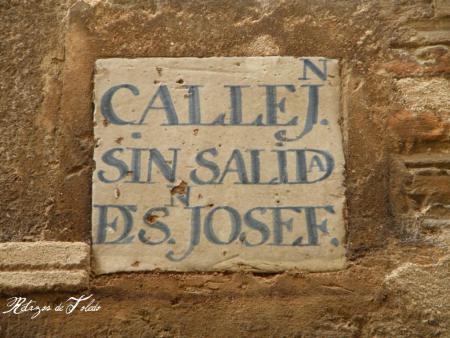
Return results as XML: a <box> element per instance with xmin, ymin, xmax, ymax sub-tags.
<box><xmin>0</xmin><ymin>0</ymin><xmax>449</xmax><ymax>336</ymax></box>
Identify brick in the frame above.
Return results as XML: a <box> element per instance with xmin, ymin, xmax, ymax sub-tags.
<box><xmin>414</xmin><ymin>45</ymin><xmax>449</xmax><ymax>63</ymax></box>
<box><xmin>0</xmin><ymin>242</ymin><xmax>90</xmax><ymax>270</ymax></box>
<box><xmin>407</xmin><ymin>175</ymin><xmax>450</xmax><ymax>202</ymax></box>
<box><xmin>412</xmin><ymin>30</ymin><xmax>450</xmax><ymax>46</ymax></box>
<box><xmin>434</xmin><ymin>0</ymin><xmax>450</xmax><ymax>17</ymax></box>
<box><xmin>401</xmin><ymin>153</ymin><xmax>450</xmax><ymax>168</ymax></box>
<box><xmin>0</xmin><ymin>270</ymin><xmax>89</xmax><ymax>293</ymax></box>
<box><xmin>382</xmin><ymin>60</ymin><xmax>450</xmax><ymax>77</ymax></box>
<box><xmin>421</xmin><ymin>218</ymin><xmax>450</xmax><ymax>229</ymax></box>
<box><xmin>390</xmin><ymin>19</ymin><xmax>450</xmax><ymax>47</ymax></box>
<box><xmin>388</xmin><ymin>110</ymin><xmax>447</xmax><ymax>142</ymax></box>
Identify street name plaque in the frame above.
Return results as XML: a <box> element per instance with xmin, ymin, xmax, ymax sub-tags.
<box><xmin>92</xmin><ymin>57</ymin><xmax>346</xmax><ymax>274</ymax></box>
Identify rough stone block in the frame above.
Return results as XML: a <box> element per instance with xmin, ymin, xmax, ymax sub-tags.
<box><xmin>0</xmin><ymin>242</ymin><xmax>90</xmax><ymax>294</ymax></box>
<box><xmin>0</xmin><ymin>270</ymin><xmax>89</xmax><ymax>294</ymax></box>
<box><xmin>384</xmin><ymin>256</ymin><xmax>450</xmax><ymax>314</ymax></box>
<box><xmin>395</xmin><ymin>78</ymin><xmax>450</xmax><ymax>114</ymax></box>
<box><xmin>0</xmin><ymin>242</ymin><xmax>90</xmax><ymax>270</ymax></box>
